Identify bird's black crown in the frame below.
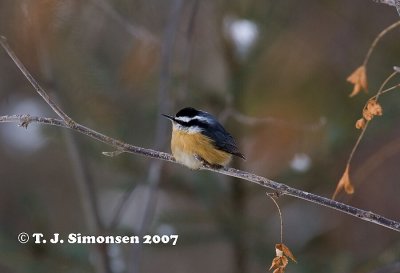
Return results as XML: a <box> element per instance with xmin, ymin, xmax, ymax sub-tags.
<box><xmin>175</xmin><ymin>107</ymin><xmax>199</xmax><ymax>118</ymax></box>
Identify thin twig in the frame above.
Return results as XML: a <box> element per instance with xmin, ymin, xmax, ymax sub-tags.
<box><xmin>346</xmin><ymin>72</ymin><xmax>398</xmax><ymax>167</ymax></box>
<box><xmin>363</xmin><ymin>20</ymin><xmax>400</xmax><ymax>67</ymax></box>
<box><xmin>370</xmin><ymin>83</ymin><xmax>400</xmax><ymax>99</ymax></box>
<box><xmin>374</xmin><ymin>71</ymin><xmax>398</xmax><ymax>100</ymax></box>
<box><xmin>266</xmin><ymin>193</ymin><xmax>283</xmax><ymax>244</ymax></box>
<box><xmin>333</xmin><ymin>72</ymin><xmax>399</xmax><ymax>199</ymax></box>
<box><xmin>0</xmin><ymin>36</ymin><xmax>75</xmax><ymax>127</ymax></box>
<box><xmin>0</xmin><ymin>114</ymin><xmax>399</xmax><ymax>232</ymax></box>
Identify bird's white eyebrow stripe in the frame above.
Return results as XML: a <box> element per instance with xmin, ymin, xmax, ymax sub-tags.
<box><xmin>195</xmin><ymin>116</ymin><xmax>211</xmax><ymax>122</ymax></box>
<box><xmin>174</xmin><ymin>116</ymin><xmax>191</xmax><ymax>122</ymax></box>
<box><xmin>174</xmin><ymin>116</ymin><xmax>211</xmax><ymax>123</ymax></box>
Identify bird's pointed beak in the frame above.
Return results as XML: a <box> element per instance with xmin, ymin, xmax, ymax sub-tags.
<box><xmin>162</xmin><ymin>114</ymin><xmax>175</xmax><ymax>121</ymax></box>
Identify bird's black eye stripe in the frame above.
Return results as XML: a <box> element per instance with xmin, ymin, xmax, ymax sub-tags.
<box><xmin>188</xmin><ymin>119</ymin><xmax>208</xmax><ymax>128</ymax></box>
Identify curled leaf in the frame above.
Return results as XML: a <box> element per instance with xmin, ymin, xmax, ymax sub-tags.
<box><xmin>269</xmin><ymin>257</ymin><xmax>281</xmax><ymax>270</ymax></box>
<box><xmin>332</xmin><ymin>164</ymin><xmax>354</xmax><ymax>200</ymax></box>
<box><xmin>363</xmin><ymin>99</ymin><xmax>383</xmax><ymax>121</ymax></box>
<box><xmin>269</xmin><ymin>244</ymin><xmax>296</xmax><ymax>273</ymax></box>
<box><xmin>278</xmin><ymin>243</ymin><xmax>297</xmax><ymax>263</ymax></box>
<box><xmin>347</xmin><ymin>66</ymin><xmax>368</xmax><ymax>97</ymax></box>
<box><xmin>366</xmin><ymin>100</ymin><xmax>383</xmax><ymax>116</ymax></box>
<box><xmin>355</xmin><ymin>118</ymin><xmax>366</xmax><ymax>129</ymax></box>
<box><xmin>273</xmin><ymin>268</ymin><xmax>285</xmax><ymax>273</ymax></box>
<box><xmin>362</xmin><ymin>108</ymin><xmax>373</xmax><ymax>121</ymax></box>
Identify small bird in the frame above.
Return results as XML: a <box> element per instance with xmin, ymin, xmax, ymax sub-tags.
<box><xmin>162</xmin><ymin>107</ymin><xmax>245</xmax><ymax>169</ymax></box>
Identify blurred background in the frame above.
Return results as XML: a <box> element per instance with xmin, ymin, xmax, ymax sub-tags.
<box><xmin>0</xmin><ymin>0</ymin><xmax>399</xmax><ymax>272</ymax></box>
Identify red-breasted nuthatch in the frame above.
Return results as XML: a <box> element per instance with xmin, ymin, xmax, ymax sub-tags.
<box><xmin>162</xmin><ymin>107</ymin><xmax>245</xmax><ymax>169</ymax></box>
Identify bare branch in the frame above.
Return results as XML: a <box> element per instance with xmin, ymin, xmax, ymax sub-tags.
<box><xmin>363</xmin><ymin>20</ymin><xmax>400</xmax><ymax>67</ymax></box>
<box><xmin>266</xmin><ymin>193</ymin><xmax>283</xmax><ymax>244</ymax></box>
<box><xmin>0</xmin><ymin>114</ymin><xmax>399</xmax><ymax>232</ymax></box>
<box><xmin>0</xmin><ymin>36</ymin><xmax>75</xmax><ymax>127</ymax></box>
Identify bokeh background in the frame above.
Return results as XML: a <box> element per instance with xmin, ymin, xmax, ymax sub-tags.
<box><xmin>0</xmin><ymin>0</ymin><xmax>399</xmax><ymax>273</ymax></box>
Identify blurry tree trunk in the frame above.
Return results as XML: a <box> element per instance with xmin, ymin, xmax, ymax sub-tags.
<box><xmin>224</xmin><ymin>34</ymin><xmax>248</xmax><ymax>273</ymax></box>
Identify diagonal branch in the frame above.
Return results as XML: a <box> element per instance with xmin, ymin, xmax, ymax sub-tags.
<box><xmin>0</xmin><ymin>36</ymin><xmax>75</xmax><ymax>127</ymax></box>
<box><xmin>1</xmin><ymin>36</ymin><xmax>399</xmax><ymax>233</ymax></box>
<box><xmin>0</xmin><ymin>114</ymin><xmax>399</xmax><ymax>232</ymax></box>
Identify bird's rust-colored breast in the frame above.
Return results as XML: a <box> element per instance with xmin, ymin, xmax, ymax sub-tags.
<box><xmin>171</xmin><ymin>130</ymin><xmax>232</xmax><ymax>168</ymax></box>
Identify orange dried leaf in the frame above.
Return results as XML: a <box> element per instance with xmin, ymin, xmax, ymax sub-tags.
<box><xmin>332</xmin><ymin>165</ymin><xmax>354</xmax><ymax>199</ymax></box>
<box><xmin>273</xmin><ymin>268</ymin><xmax>284</xmax><ymax>273</ymax></box>
<box><xmin>363</xmin><ymin>100</ymin><xmax>383</xmax><ymax>121</ymax></box>
<box><xmin>363</xmin><ymin>108</ymin><xmax>373</xmax><ymax>121</ymax></box>
<box><xmin>269</xmin><ymin>257</ymin><xmax>287</xmax><ymax>273</ymax></box>
<box><xmin>344</xmin><ymin>178</ymin><xmax>355</xmax><ymax>194</ymax></box>
<box><xmin>355</xmin><ymin>118</ymin><xmax>366</xmax><ymax>129</ymax></box>
<box><xmin>270</xmin><ymin>243</ymin><xmax>296</xmax><ymax>272</ymax></box>
<box><xmin>280</xmin><ymin>244</ymin><xmax>297</xmax><ymax>263</ymax></box>
<box><xmin>280</xmin><ymin>256</ymin><xmax>289</xmax><ymax>267</ymax></box>
<box><xmin>269</xmin><ymin>257</ymin><xmax>281</xmax><ymax>270</ymax></box>
<box><xmin>366</xmin><ymin>100</ymin><xmax>383</xmax><ymax>116</ymax></box>
<box><xmin>347</xmin><ymin>66</ymin><xmax>368</xmax><ymax>97</ymax></box>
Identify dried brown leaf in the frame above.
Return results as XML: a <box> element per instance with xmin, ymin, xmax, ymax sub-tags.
<box><xmin>363</xmin><ymin>100</ymin><xmax>383</xmax><ymax>121</ymax></box>
<box><xmin>280</xmin><ymin>256</ymin><xmax>289</xmax><ymax>267</ymax></box>
<box><xmin>269</xmin><ymin>243</ymin><xmax>296</xmax><ymax>272</ymax></box>
<box><xmin>269</xmin><ymin>257</ymin><xmax>281</xmax><ymax>270</ymax></box>
<box><xmin>366</xmin><ymin>100</ymin><xmax>383</xmax><ymax>116</ymax></box>
<box><xmin>363</xmin><ymin>108</ymin><xmax>373</xmax><ymax>121</ymax></box>
<box><xmin>273</xmin><ymin>268</ymin><xmax>284</xmax><ymax>273</ymax></box>
<box><xmin>355</xmin><ymin>118</ymin><xmax>366</xmax><ymax>129</ymax></box>
<box><xmin>269</xmin><ymin>257</ymin><xmax>287</xmax><ymax>273</ymax></box>
<box><xmin>279</xmin><ymin>244</ymin><xmax>297</xmax><ymax>263</ymax></box>
<box><xmin>347</xmin><ymin>66</ymin><xmax>368</xmax><ymax>97</ymax></box>
<box><xmin>332</xmin><ymin>164</ymin><xmax>354</xmax><ymax>199</ymax></box>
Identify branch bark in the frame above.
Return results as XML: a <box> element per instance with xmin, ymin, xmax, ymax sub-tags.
<box><xmin>0</xmin><ymin>114</ymin><xmax>399</xmax><ymax>232</ymax></box>
<box><xmin>1</xmin><ymin>36</ymin><xmax>399</xmax><ymax>233</ymax></box>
